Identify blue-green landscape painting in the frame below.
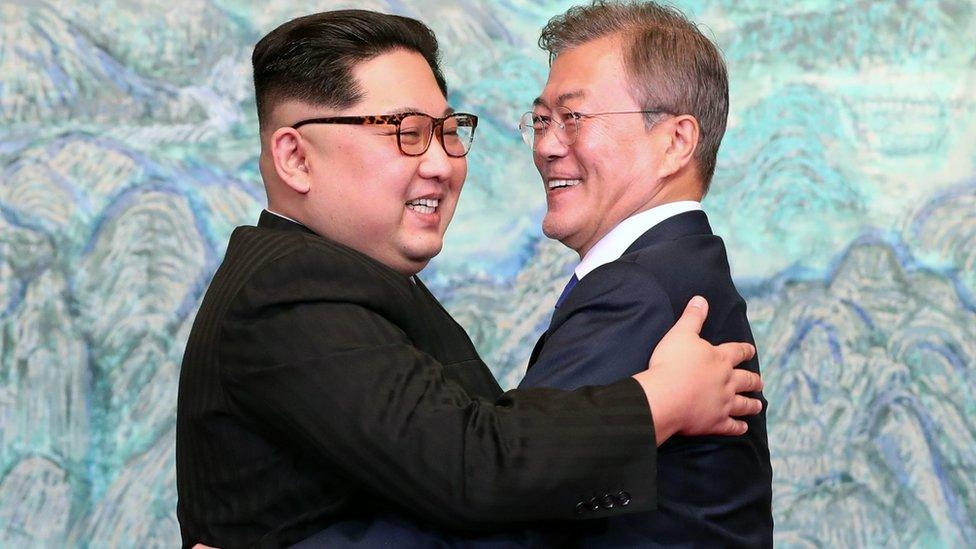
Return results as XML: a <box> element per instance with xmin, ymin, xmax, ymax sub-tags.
<box><xmin>1</xmin><ymin>1</ymin><xmax>974</xmax><ymax>546</ymax></box>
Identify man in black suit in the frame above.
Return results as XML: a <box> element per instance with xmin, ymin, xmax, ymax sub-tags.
<box><xmin>517</xmin><ymin>2</ymin><xmax>774</xmax><ymax>546</ymax></box>
<box><xmin>176</xmin><ymin>10</ymin><xmax>766</xmax><ymax>548</ymax></box>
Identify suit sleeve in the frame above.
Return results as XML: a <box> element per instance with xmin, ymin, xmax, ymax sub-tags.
<box><xmin>520</xmin><ymin>261</ymin><xmax>676</xmax><ymax>391</ymax></box>
<box><xmin>217</xmin><ymin>245</ymin><xmax>657</xmax><ymax>532</ymax></box>
<box><xmin>522</xmin><ymin>257</ymin><xmax>775</xmax><ymax>544</ymax></box>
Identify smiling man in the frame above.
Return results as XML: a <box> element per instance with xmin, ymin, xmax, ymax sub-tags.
<box><xmin>517</xmin><ymin>1</ymin><xmax>774</xmax><ymax>546</ymax></box>
<box><xmin>176</xmin><ymin>9</ymin><xmax>766</xmax><ymax>548</ymax></box>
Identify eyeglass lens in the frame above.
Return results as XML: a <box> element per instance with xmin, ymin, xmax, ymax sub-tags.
<box><xmin>400</xmin><ymin>114</ymin><xmax>476</xmax><ymax>157</ymax></box>
<box><xmin>519</xmin><ymin>106</ymin><xmax>578</xmax><ymax>149</ymax></box>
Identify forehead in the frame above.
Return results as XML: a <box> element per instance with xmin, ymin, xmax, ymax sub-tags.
<box><xmin>537</xmin><ymin>35</ymin><xmax>631</xmax><ymax>108</ymax></box>
<box><xmin>350</xmin><ymin>49</ymin><xmax>450</xmax><ymax>115</ymax></box>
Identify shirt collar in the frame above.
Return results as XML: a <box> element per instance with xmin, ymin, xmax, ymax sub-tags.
<box><xmin>263</xmin><ymin>208</ymin><xmax>305</xmax><ymax>227</ymax></box>
<box><xmin>575</xmin><ymin>201</ymin><xmax>702</xmax><ymax>280</ymax></box>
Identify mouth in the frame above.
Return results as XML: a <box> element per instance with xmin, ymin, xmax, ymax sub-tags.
<box><xmin>406</xmin><ymin>197</ymin><xmax>440</xmax><ymax>215</ymax></box>
<box><xmin>547</xmin><ymin>178</ymin><xmax>582</xmax><ymax>190</ymax></box>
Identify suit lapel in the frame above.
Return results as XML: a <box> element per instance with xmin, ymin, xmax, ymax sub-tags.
<box><xmin>412</xmin><ymin>277</ymin><xmax>503</xmax><ymax>397</ymax></box>
<box><xmin>526</xmin><ymin>332</ymin><xmax>547</xmax><ymax>369</ymax></box>
<box><xmin>529</xmin><ymin>210</ymin><xmax>714</xmax><ymax>369</ymax></box>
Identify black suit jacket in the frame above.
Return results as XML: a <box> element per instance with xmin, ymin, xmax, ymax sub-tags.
<box><xmin>520</xmin><ymin>210</ymin><xmax>773</xmax><ymax>547</ymax></box>
<box><xmin>176</xmin><ymin>212</ymin><xmax>659</xmax><ymax>548</ymax></box>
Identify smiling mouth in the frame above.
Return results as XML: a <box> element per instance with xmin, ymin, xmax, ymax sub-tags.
<box><xmin>406</xmin><ymin>198</ymin><xmax>439</xmax><ymax>214</ymax></box>
<box><xmin>548</xmin><ymin>179</ymin><xmax>582</xmax><ymax>190</ymax></box>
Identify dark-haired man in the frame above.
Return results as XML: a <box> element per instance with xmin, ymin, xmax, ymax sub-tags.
<box><xmin>518</xmin><ymin>1</ymin><xmax>773</xmax><ymax>546</ymax></box>
<box><xmin>176</xmin><ymin>9</ymin><xmax>764</xmax><ymax>548</ymax></box>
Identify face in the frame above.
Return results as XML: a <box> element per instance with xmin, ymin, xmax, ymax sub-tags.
<box><xmin>533</xmin><ymin>35</ymin><xmax>669</xmax><ymax>256</ymax></box>
<box><xmin>283</xmin><ymin>49</ymin><xmax>466</xmax><ymax>275</ymax></box>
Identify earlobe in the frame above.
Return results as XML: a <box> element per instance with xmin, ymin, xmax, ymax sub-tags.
<box><xmin>271</xmin><ymin>127</ymin><xmax>312</xmax><ymax>194</ymax></box>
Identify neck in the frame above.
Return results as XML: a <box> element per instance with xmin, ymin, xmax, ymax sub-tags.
<box><xmin>266</xmin><ymin>195</ymin><xmax>306</xmax><ymax>227</ymax></box>
<box><xmin>573</xmin><ymin>180</ymin><xmax>702</xmax><ymax>258</ymax></box>
<box><xmin>640</xmin><ymin>173</ymin><xmax>703</xmax><ymax>212</ymax></box>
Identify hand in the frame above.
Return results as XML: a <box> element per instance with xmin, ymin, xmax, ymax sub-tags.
<box><xmin>632</xmin><ymin>296</ymin><xmax>763</xmax><ymax>445</ymax></box>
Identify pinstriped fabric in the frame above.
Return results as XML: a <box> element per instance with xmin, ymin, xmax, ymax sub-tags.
<box><xmin>176</xmin><ymin>212</ymin><xmax>657</xmax><ymax>547</ymax></box>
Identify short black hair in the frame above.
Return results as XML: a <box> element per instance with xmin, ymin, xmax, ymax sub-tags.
<box><xmin>252</xmin><ymin>10</ymin><xmax>448</xmax><ymax>129</ymax></box>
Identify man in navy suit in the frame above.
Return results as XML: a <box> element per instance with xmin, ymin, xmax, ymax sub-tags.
<box><xmin>518</xmin><ymin>2</ymin><xmax>774</xmax><ymax>546</ymax></box>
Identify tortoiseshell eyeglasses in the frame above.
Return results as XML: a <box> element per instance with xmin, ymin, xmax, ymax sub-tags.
<box><xmin>291</xmin><ymin>112</ymin><xmax>479</xmax><ymax>158</ymax></box>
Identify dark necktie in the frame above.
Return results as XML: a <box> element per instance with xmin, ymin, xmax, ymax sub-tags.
<box><xmin>554</xmin><ymin>274</ymin><xmax>579</xmax><ymax>309</ymax></box>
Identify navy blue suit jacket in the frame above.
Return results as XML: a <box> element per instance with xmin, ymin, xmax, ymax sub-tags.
<box><xmin>520</xmin><ymin>210</ymin><xmax>773</xmax><ymax>547</ymax></box>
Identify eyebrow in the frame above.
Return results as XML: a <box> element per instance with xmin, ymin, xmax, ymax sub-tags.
<box><xmin>386</xmin><ymin>106</ymin><xmax>455</xmax><ymax>116</ymax></box>
<box><xmin>533</xmin><ymin>90</ymin><xmax>586</xmax><ymax>108</ymax></box>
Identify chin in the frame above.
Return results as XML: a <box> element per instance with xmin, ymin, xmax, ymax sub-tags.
<box><xmin>404</xmin><ymin>242</ymin><xmax>442</xmax><ymax>266</ymax></box>
<box><xmin>541</xmin><ymin>218</ymin><xmax>565</xmax><ymax>242</ymax></box>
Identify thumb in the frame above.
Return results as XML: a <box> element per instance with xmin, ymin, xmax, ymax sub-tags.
<box><xmin>673</xmin><ymin>296</ymin><xmax>708</xmax><ymax>335</ymax></box>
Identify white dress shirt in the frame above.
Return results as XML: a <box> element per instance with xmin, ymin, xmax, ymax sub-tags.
<box><xmin>574</xmin><ymin>201</ymin><xmax>702</xmax><ymax>281</ymax></box>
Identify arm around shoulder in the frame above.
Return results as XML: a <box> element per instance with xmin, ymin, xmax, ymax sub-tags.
<box><xmin>218</xmin><ymin>247</ymin><xmax>658</xmax><ymax>530</ymax></box>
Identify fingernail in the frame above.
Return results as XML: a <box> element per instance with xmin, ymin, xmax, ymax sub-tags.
<box><xmin>690</xmin><ymin>296</ymin><xmax>706</xmax><ymax>309</ymax></box>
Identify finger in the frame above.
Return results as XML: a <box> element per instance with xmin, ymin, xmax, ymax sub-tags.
<box><xmin>729</xmin><ymin>394</ymin><xmax>763</xmax><ymax>417</ymax></box>
<box><xmin>718</xmin><ymin>418</ymin><xmax>748</xmax><ymax>436</ymax></box>
<box><xmin>718</xmin><ymin>342</ymin><xmax>756</xmax><ymax>366</ymax></box>
<box><xmin>673</xmin><ymin>295</ymin><xmax>709</xmax><ymax>335</ymax></box>
<box><xmin>730</xmin><ymin>369</ymin><xmax>763</xmax><ymax>393</ymax></box>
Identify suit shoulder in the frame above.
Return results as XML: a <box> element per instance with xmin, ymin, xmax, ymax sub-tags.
<box><xmin>222</xmin><ymin>226</ymin><xmax>413</xmax><ymax>311</ymax></box>
<box><xmin>584</xmin><ymin>257</ymin><xmax>667</xmax><ymax>285</ymax></box>
<box><xmin>223</xmin><ymin>225</ymin><xmax>306</xmax><ymax>266</ymax></box>
<box><xmin>624</xmin><ymin>233</ymin><xmax>728</xmax><ymax>267</ymax></box>
<box><xmin>623</xmin><ymin>234</ymin><xmax>734</xmax><ymax>285</ymax></box>
<box><xmin>226</xmin><ymin>225</ymin><xmax>399</xmax><ymax>283</ymax></box>
<box><xmin>573</xmin><ymin>260</ymin><xmax>674</xmax><ymax>310</ymax></box>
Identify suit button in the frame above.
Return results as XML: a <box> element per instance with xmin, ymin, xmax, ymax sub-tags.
<box><xmin>575</xmin><ymin>501</ymin><xmax>587</xmax><ymax>515</ymax></box>
<box><xmin>615</xmin><ymin>491</ymin><xmax>631</xmax><ymax>506</ymax></box>
<box><xmin>600</xmin><ymin>495</ymin><xmax>615</xmax><ymax>509</ymax></box>
<box><xmin>588</xmin><ymin>497</ymin><xmax>601</xmax><ymax>512</ymax></box>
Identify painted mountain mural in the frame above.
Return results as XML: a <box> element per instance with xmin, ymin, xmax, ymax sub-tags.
<box><xmin>1</xmin><ymin>1</ymin><xmax>974</xmax><ymax>546</ymax></box>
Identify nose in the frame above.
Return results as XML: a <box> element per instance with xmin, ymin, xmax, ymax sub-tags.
<box><xmin>417</xmin><ymin>133</ymin><xmax>456</xmax><ymax>181</ymax></box>
<box><xmin>533</xmin><ymin>123</ymin><xmax>570</xmax><ymax>162</ymax></box>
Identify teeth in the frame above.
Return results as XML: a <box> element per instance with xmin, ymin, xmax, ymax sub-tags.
<box><xmin>548</xmin><ymin>179</ymin><xmax>581</xmax><ymax>189</ymax></box>
<box><xmin>407</xmin><ymin>198</ymin><xmax>440</xmax><ymax>207</ymax></box>
<box><xmin>406</xmin><ymin>198</ymin><xmax>439</xmax><ymax>214</ymax></box>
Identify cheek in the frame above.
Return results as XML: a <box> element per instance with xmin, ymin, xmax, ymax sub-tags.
<box><xmin>575</xmin><ymin>131</ymin><xmax>610</xmax><ymax>168</ymax></box>
<box><xmin>454</xmin><ymin>160</ymin><xmax>468</xmax><ymax>190</ymax></box>
<box><xmin>441</xmin><ymin>159</ymin><xmax>466</xmax><ymax>206</ymax></box>
<box><xmin>532</xmin><ymin>152</ymin><xmax>545</xmax><ymax>173</ymax></box>
<box><xmin>317</xmin><ymin>146</ymin><xmax>374</xmax><ymax>199</ymax></box>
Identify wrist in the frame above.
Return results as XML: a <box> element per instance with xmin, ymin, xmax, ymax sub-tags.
<box><xmin>633</xmin><ymin>372</ymin><xmax>679</xmax><ymax>446</ymax></box>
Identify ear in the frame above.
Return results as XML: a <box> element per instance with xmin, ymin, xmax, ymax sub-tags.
<box><xmin>657</xmin><ymin>115</ymin><xmax>700</xmax><ymax>180</ymax></box>
<box><xmin>269</xmin><ymin>127</ymin><xmax>312</xmax><ymax>194</ymax></box>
